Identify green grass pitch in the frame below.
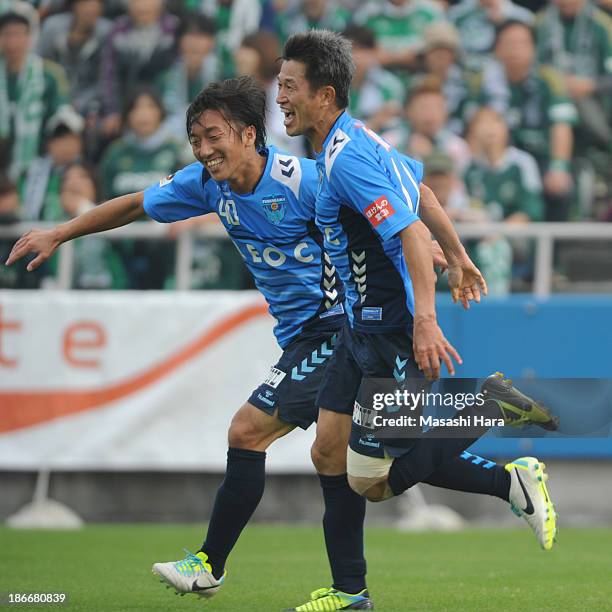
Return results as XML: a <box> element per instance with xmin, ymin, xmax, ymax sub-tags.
<box><xmin>2</xmin><ymin>525</ymin><xmax>611</xmax><ymax>611</ymax></box>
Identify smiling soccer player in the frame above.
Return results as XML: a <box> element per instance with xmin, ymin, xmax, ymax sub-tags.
<box><xmin>276</xmin><ymin>31</ymin><xmax>557</xmax><ymax>609</ymax></box>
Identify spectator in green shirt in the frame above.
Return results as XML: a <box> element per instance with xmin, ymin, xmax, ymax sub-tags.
<box><xmin>100</xmin><ymin>87</ymin><xmax>184</xmax><ymax>200</ymax></box>
<box><xmin>386</xmin><ymin>77</ymin><xmax>471</xmax><ymax>175</ymax></box>
<box><xmin>536</xmin><ymin>0</ymin><xmax>612</xmax><ymax>150</ymax></box>
<box><xmin>276</xmin><ymin>0</ymin><xmax>350</xmax><ymax>45</ymax></box>
<box><xmin>463</xmin><ymin>108</ymin><xmax>544</xmax><ymax>294</ymax></box>
<box><xmin>99</xmin><ymin>87</ymin><xmax>184</xmax><ymax>289</ymax></box>
<box><xmin>198</xmin><ymin>0</ymin><xmax>263</xmax><ymax>79</ymax></box>
<box><xmin>491</xmin><ymin>19</ymin><xmax>577</xmax><ymax>219</ymax></box>
<box><xmin>464</xmin><ymin>107</ymin><xmax>544</xmax><ymax>223</ymax></box>
<box><xmin>354</xmin><ymin>0</ymin><xmax>443</xmax><ymax>80</ymax></box>
<box><xmin>60</xmin><ymin>162</ymin><xmax>128</xmax><ymax>289</ymax></box>
<box><xmin>343</xmin><ymin>24</ymin><xmax>404</xmax><ymax>133</ymax></box>
<box><xmin>449</xmin><ymin>0</ymin><xmax>534</xmax><ymax>71</ymax></box>
<box><xmin>0</xmin><ymin>9</ymin><xmax>70</xmax><ymax>181</ymax></box>
<box><xmin>19</xmin><ymin>106</ymin><xmax>85</xmax><ymax>224</ymax></box>
<box><xmin>423</xmin><ymin>149</ymin><xmax>513</xmax><ymax>296</ymax></box>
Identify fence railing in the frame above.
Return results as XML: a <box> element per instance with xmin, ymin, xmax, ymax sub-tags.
<box><xmin>1</xmin><ymin>221</ymin><xmax>611</xmax><ymax>296</ymax></box>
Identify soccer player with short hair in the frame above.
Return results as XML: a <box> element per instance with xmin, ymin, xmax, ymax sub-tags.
<box><xmin>277</xmin><ymin>30</ymin><xmax>558</xmax><ymax>609</ymax></box>
<box><xmin>7</xmin><ymin>75</ymin><xmax>368</xmax><ymax>603</ymax></box>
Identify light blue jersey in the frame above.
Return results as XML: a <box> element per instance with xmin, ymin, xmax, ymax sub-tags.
<box><xmin>144</xmin><ymin>146</ymin><xmax>345</xmax><ymax>347</ymax></box>
<box><xmin>315</xmin><ymin>112</ymin><xmax>423</xmax><ymax>333</ymax></box>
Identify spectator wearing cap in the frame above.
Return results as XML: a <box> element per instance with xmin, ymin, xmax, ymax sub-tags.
<box><xmin>489</xmin><ymin>20</ymin><xmax>577</xmax><ymax>220</ymax></box>
<box><xmin>354</xmin><ymin>0</ymin><xmax>443</xmax><ymax>81</ymax></box>
<box><xmin>98</xmin><ymin>0</ymin><xmax>179</xmax><ymax>139</ymax></box>
<box><xmin>411</xmin><ymin>20</ymin><xmax>507</xmax><ymax>135</ymax></box>
<box><xmin>0</xmin><ymin>8</ymin><xmax>70</xmax><ymax>181</ymax></box>
<box><xmin>343</xmin><ymin>24</ymin><xmax>404</xmax><ymax>133</ymax></box>
<box><xmin>19</xmin><ymin>106</ymin><xmax>85</xmax><ymax>222</ymax></box>
<box><xmin>158</xmin><ymin>12</ymin><xmax>219</xmax><ymax>148</ymax></box>
<box><xmin>450</xmin><ymin>0</ymin><xmax>533</xmax><ymax>71</ymax></box>
<box><xmin>37</xmin><ymin>0</ymin><xmax>112</xmax><ymax>117</ymax></box>
<box><xmin>536</xmin><ymin>0</ymin><xmax>612</xmax><ymax>152</ymax></box>
<box><xmin>421</xmin><ymin>149</ymin><xmax>512</xmax><ymax>294</ymax></box>
<box><xmin>423</xmin><ymin>150</ymin><xmax>480</xmax><ymax>222</ymax></box>
<box><xmin>385</xmin><ymin>76</ymin><xmax>471</xmax><ymax>175</ymax></box>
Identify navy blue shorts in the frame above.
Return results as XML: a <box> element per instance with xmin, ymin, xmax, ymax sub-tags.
<box><xmin>249</xmin><ymin>329</ymin><xmax>340</xmax><ymax>429</ymax></box>
<box><xmin>317</xmin><ymin>323</ymin><xmax>425</xmax><ymax>458</ymax></box>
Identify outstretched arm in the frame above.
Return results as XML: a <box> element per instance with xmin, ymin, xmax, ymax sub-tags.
<box><xmin>6</xmin><ymin>191</ymin><xmax>145</xmax><ymax>271</ymax></box>
<box><xmin>418</xmin><ymin>183</ymin><xmax>487</xmax><ymax>309</ymax></box>
<box><xmin>400</xmin><ymin>220</ymin><xmax>462</xmax><ymax>381</ymax></box>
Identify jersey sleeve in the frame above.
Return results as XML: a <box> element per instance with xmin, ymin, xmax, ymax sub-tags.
<box><xmin>329</xmin><ymin>144</ymin><xmax>421</xmax><ymax>241</ymax></box>
<box><xmin>143</xmin><ymin>162</ymin><xmax>214</xmax><ymax>223</ymax></box>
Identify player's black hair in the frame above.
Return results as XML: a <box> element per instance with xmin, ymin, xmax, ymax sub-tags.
<box><xmin>494</xmin><ymin>19</ymin><xmax>536</xmax><ymax>47</ymax></box>
<box><xmin>342</xmin><ymin>24</ymin><xmax>376</xmax><ymax>50</ymax></box>
<box><xmin>282</xmin><ymin>29</ymin><xmax>355</xmax><ymax>110</ymax></box>
<box><xmin>186</xmin><ymin>76</ymin><xmax>267</xmax><ymax>148</ymax></box>
<box><xmin>0</xmin><ymin>11</ymin><xmax>31</xmax><ymax>32</ymax></box>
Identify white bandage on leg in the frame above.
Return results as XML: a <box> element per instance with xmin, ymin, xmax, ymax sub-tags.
<box><xmin>347</xmin><ymin>446</ymin><xmax>393</xmax><ymax>497</ymax></box>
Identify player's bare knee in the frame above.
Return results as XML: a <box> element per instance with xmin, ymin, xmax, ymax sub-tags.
<box><xmin>228</xmin><ymin>419</ymin><xmax>258</xmax><ymax>449</ymax></box>
<box><xmin>310</xmin><ymin>438</ymin><xmax>346</xmax><ymax>474</ymax></box>
<box><xmin>228</xmin><ymin>410</ymin><xmax>265</xmax><ymax>450</ymax></box>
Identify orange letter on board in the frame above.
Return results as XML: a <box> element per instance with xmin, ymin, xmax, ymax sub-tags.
<box><xmin>0</xmin><ymin>305</ymin><xmax>21</xmax><ymax>367</ymax></box>
<box><xmin>63</xmin><ymin>322</ymin><xmax>106</xmax><ymax>368</ymax></box>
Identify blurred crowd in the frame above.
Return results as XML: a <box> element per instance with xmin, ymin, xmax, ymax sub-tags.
<box><xmin>0</xmin><ymin>0</ymin><xmax>610</xmax><ymax>293</ymax></box>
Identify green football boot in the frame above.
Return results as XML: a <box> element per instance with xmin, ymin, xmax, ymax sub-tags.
<box><xmin>481</xmin><ymin>372</ymin><xmax>559</xmax><ymax>430</ymax></box>
<box><xmin>285</xmin><ymin>587</ymin><xmax>374</xmax><ymax>611</ymax></box>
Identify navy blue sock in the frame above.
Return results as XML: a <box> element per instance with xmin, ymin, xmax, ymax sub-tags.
<box><xmin>201</xmin><ymin>447</ymin><xmax>266</xmax><ymax>579</ymax></box>
<box><xmin>388</xmin><ymin>436</ymin><xmax>480</xmax><ymax>496</ymax></box>
<box><xmin>386</xmin><ymin>399</ymin><xmax>505</xmax><ymax>496</ymax></box>
<box><xmin>319</xmin><ymin>473</ymin><xmax>367</xmax><ymax>594</ymax></box>
<box><xmin>423</xmin><ymin>451</ymin><xmax>510</xmax><ymax>500</ymax></box>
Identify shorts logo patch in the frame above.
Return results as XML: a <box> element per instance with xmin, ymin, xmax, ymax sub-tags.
<box><xmin>257</xmin><ymin>393</ymin><xmax>276</xmax><ymax>407</ymax></box>
<box><xmin>264</xmin><ymin>367</ymin><xmax>286</xmax><ymax>389</ymax></box>
<box><xmin>361</xmin><ymin>307</ymin><xmax>382</xmax><ymax>321</ymax></box>
<box><xmin>358</xmin><ymin>436</ymin><xmax>380</xmax><ymax>449</ymax></box>
<box><xmin>364</xmin><ymin>196</ymin><xmax>395</xmax><ymax>227</ymax></box>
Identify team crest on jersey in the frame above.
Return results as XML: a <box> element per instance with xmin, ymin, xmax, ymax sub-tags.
<box><xmin>261</xmin><ymin>195</ymin><xmax>286</xmax><ymax>225</ymax></box>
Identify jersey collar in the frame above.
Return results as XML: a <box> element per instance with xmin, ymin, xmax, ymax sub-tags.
<box><xmin>317</xmin><ymin>111</ymin><xmax>351</xmax><ymax>161</ymax></box>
